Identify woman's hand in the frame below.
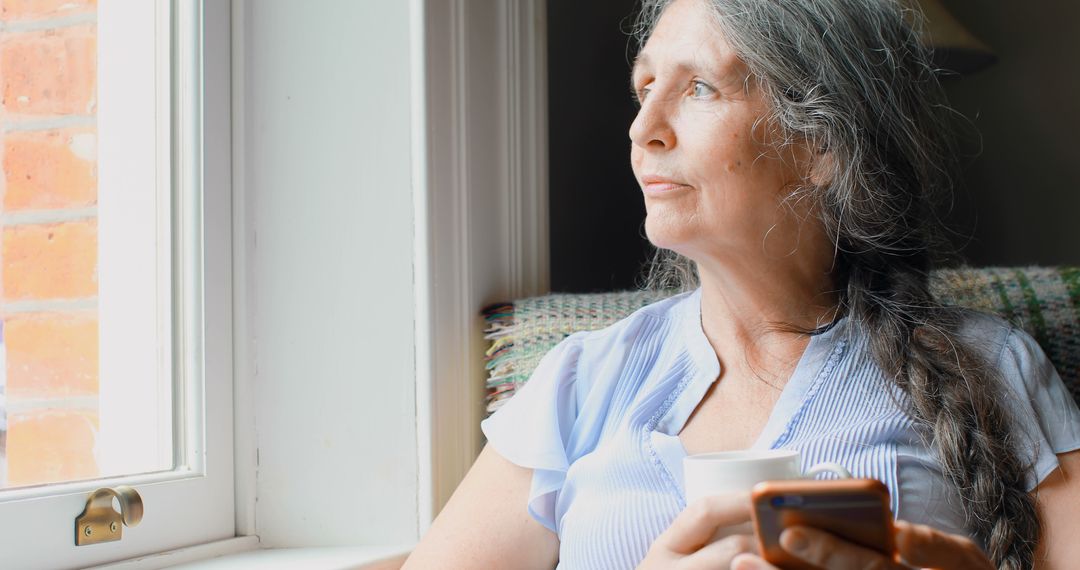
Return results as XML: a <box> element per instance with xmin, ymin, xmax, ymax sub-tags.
<box><xmin>729</xmin><ymin>519</ymin><xmax>994</xmax><ymax>570</ymax></box>
<box><xmin>638</xmin><ymin>493</ymin><xmax>759</xmax><ymax>569</ymax></box>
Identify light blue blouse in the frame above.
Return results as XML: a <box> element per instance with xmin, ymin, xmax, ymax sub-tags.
<box><xmin>480</xmin><ymin>289</ymin><xmax>1080</xmax><ymax>569</ymax></box>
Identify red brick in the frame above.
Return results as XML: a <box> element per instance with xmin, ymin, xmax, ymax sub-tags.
<box><xmin>1</xmin><ymin>25</ymin><xmax>96</xmax><ymax>116</ymax></box>
<box><xmin>2</xmin><ymin>220</ymin><xmax>98</xmax><ymax>301</ymax></box>
<box><xmin>1</xmin><ymin>0</ymin><xmax>95</xmax><ymax>21</ymax></box>
<box><xmin>6</xmin><ymin>409</ymin><xmax>99</xmax><ymax>487</ymax></box>
<box><xmin>4</xmin><ymin>128</ymin><xmax>97</xmax><ymax>210</ymax></box>
<box><xmin>5</xmin><ymin>312</ymin><xmax>98</xmax><ymax>399</ymax></box>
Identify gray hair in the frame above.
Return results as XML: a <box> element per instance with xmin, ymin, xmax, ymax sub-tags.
<box><xmin>632</xmin><ymin>1</ymin><xmax>1039</xmax><ymax>568</ymax></box>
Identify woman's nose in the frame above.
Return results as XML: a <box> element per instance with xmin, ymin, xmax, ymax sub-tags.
<box><xmin>629</xmin><ymin>97</ymin><xmax>676</xmax><ymax>150</ymax></box>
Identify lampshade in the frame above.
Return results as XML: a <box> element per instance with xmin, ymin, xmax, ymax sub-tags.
<box><xmin>916</xmin><ymin>0</ymin><xmax>996</xmax><ymax>74</ymax></box>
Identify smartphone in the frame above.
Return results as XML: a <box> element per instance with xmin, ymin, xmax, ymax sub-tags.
<box><xmin>750</xmin><ymin>478</ymin><xmax>895</xmax><ymax>570</ymax></box>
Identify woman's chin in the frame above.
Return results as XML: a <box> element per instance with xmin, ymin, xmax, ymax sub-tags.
<box><xmin>643</xmin><ymin>217</ymin><xmax>697</xmax><ymax>253</ymax></box>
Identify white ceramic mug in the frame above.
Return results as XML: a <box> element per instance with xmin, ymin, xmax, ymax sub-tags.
<box><xmin>683</xmin><ymin>449</ymin><xmax>852</xmax><ymax>504</ymax></box>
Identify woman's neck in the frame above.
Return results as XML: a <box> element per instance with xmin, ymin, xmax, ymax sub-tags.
<box><xmin>694</xmin><ymin>249</ymin><xmax>840</xmax><ymax>379</ymax></box>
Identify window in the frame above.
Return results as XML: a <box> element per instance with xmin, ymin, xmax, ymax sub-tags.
<box><xmin>0</xmin><ymin>1</ymin><xmax>549</xmax><ymax>565</ymax></box>
<box><xmin>0</xmin><ymin>1</ymin><xmax>234</xmax><ymax>567</ymax></box>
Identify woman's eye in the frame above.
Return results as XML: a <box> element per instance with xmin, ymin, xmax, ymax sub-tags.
<box><xmin>635</xmin><ymin>86</ymin><xmax>651</xmax><ymax>104</ymax></box>
<box><xmin>691</xmin><ymin>80</ymin><xmax>714</xmax><ymax>98</ymax></box>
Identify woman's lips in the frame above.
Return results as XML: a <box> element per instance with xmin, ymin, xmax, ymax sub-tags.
<box><xmin>640</xmin><ymin>175</ymin><xmax>691</xmax><ymax>196</ymax></box>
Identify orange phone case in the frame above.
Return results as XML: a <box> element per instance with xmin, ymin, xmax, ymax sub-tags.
<box><xmin>750</xmin><ymin>478</ymin><xmax>895</xmax><ymax>570</ymax></box>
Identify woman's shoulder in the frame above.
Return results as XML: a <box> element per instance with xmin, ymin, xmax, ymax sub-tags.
<box><xmin>952</xmin><ymin>309</ymin><xmax>1080</xmax><ymax>488</ymax></box>
<box><xmin>952</xmin><ymin>309</ymin><xmax>1055</xmax><ymax>375</ymax></box>
<box><xmin>480</xmin><ymin>290</ymin><xmax>703</xmax><ymax>490</ymax></box>
<box><xmin>519</xmin><ymin>289</ymin><xmax>701</xmax><ymax>415</ymax></box>
<box><xmin>952</xmin><ymin>310</ymin><xmax>1016</xmax><ymax>361</ymax></box>
<box><xmin>562</xmin><ymin>289</ymin><xmax>698</xmax><ymax>351</ymax></box>
<box><xmin>513</xmin><ymin>289</ymin><xmax>699</xmax><ymax>396</ymax></box>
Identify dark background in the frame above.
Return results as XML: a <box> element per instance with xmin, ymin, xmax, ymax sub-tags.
<box><xmin>547</xmin><ymin>0</ymin><xmax>1080</xmax><ymax>293</ymax></box>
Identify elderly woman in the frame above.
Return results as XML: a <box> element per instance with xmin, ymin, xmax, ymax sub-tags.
<box><xmin>404</xmin><ymin>0</ymin><xmax>1080</xmax><ymax>568</ymax></box>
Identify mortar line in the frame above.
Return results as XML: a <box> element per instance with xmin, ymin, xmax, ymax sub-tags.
<box><xmin>1</xmin><ymin>298</ymin><xmax>97</xmax><ymax>315</ymax></box>
<box><xmin>2</xmin><ymin>115</ymin><xmax>96</xmax><ymax>133</ymax></box>
<box><xmin>6</xmin><ymin>396</ymin><xmax>99</xmax><ymax>415</ymax></box>
<box><xmin>0</xmin><ymin>12</ymin><xmax>96</xmax><ymax>34</ymax></box>
<box><xmin>1</xmin><ymin>206</ymin><xmax>97</xmax><ymax>226</ymax></box>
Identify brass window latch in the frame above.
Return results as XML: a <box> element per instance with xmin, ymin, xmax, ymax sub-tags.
<box><xmin>74</xmin><ymin>486</ymin><xmax>144</xmax><ymax>546</ymax></box>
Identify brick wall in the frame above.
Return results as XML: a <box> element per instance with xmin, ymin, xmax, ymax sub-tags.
<box><xmin>0</xmin><ymin>0</ymin><xmax>99</xmax><ymax>487</ymax></box>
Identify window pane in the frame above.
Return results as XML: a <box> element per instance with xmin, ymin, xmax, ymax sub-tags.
<box><xmin>0</xmin><ymin>0</ymin><xmax>173</xmax><ymax>489</ymax></box>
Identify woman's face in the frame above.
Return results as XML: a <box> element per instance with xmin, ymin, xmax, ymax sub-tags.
<box><xmin>630</xmin><ymin>0</ymin><xmax>813</xmax><ymax>264</ymax></box>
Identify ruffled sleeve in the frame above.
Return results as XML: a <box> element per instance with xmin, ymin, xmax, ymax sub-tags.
<box><xmin>480</xmin><ymin>334</ymin><xmax>585</xmax><ymax>533</ymax></box>
<box><xmin>995</xmin><ymin>327</ymin><xmax>1080</xmax><ymax>490</ymax></box>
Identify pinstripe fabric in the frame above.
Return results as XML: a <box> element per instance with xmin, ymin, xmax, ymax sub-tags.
<box><xmin>770</xmin><ymin>333</ymin><xmax>912</xmax><ymax>515</ymax></box>
<box><xmin>480</xmin><ymin>288</ymin><xmax>1080</xmax><ymax>569</ymax></box>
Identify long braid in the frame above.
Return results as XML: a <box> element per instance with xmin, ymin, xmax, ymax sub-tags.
<box><xmin>845</xmin><ymin>259</ymin><xmax>1040</xmax><ymax>569</ymax></box>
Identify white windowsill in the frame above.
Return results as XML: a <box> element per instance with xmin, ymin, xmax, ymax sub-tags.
<box><xmin>88</xmin><ymin>537</ymin><xmax>413</xmax><ymax>570</ymax></box>
<box><xmin>166</xmin><ymin>545</ymin><xmax>413</xmax><ymax>570</ymax></box>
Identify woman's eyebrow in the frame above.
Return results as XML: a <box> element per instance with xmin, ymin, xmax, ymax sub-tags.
<box><xmin>631</xmin><ymin>52</ymin><xmax>736</xmax><ymax>85</ymax></box>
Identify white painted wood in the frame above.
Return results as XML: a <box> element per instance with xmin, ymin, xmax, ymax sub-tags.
<box><xmin>229</xmin><ymin>0</ymin><xmax>550</xmax><ymax>548</ymax></box>
<box><xmin>230</xmin><ymin>0</ymin><xmax>258</xmax><ymax>539</ymax></box>
<box><xmin>196</xmin><ymin>0</ymin><xmax>238</xmax><ymax>550</ymax></box>
<box><xmin>0</xmin><ymin>1</ymin><xmax>236</xmax><ymax>567</ymax></box>
<box><xmin>412</xmin><ymin>0</ymin><xmax>550</xmax><ymax>532</ymax></box>
<box><xmin>163</xmin><ymin>545</ymin><xmax>413</xmax><ymax>570</ymax></box>
<box><xmin>84</xmin><ymin>537</ymin><xmax>260</xmax><ymax>570</ymax></box>
<box><xmin>503</xmin><ymin>0</ymin><xmax>550</xmax><ymax>299</ymax></box>
<box><xmin>98</xmin><ymin>0</ymin><xmax>172</xmax><ymax>479</ymax></box>
<box><xmin>409</xmin><ymin>0</ymin><xmax>436</xmax><ymax>533</ymax></box>
<box><xmin>243</xmin><ymin>0</ymin><xmax>418</xmax><ymax>547</ymax></box>
<box><xmin>164</xmin><ymin>545</ymin><xmax>413</xmax><ymax>570</ymax></box>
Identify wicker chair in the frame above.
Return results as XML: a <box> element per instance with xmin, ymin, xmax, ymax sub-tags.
<box><xmin>483</xmin><ymin>266</ymin><xmax>1080</xmax><ymax>414</ymax></box>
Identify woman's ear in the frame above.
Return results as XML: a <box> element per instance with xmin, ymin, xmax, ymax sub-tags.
<box><xmin>785</xmin><ymin>135</ymin><xmax>835</xmax><ymax>189</ymax></box>
<box><xmin>807</xmin><ymin>150</ymin><xmax>836</xmax><ymax>188</ymax></box>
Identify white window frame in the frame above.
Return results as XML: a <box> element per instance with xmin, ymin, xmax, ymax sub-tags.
<box><xmin>1</xmin><ymin>0</ymin><xmax>553</xmax><ymax>565</ymax></box>
<box><xmin>412</xmin><ymin>0</ymin><xmax>550</xmax><ymax>530</ymax></box>
<box><xmin>228</xmin><ymin>0</ymin><xmax>551</xmax><ymax>548</ymax></box>
<box><xmin>0</xmin><ymin>1</ymin><xmax>242</xmax><ymax>567</ymax></box>
<box><xmin>225</xmin><ymin>0</ymin><xmax>551</xmax><ymax>547</ymax></box>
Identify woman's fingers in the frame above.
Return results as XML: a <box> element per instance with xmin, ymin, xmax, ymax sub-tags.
<box><xmin>779</xmin><ymin>526</ymin><xmax>903</xmax><ymax>570</ymax></box>
<box><xmin>658</xmin><ymin>493</ymin><xmax>752</xmax><ymax>554</ymax></box>
<box><xmin>637</xmin><ymin>495</ymin><xmax>754</xmax><ymax>569</ymax></box>
<box><xmin>893</xmin><ymin>520</ymin><xmax>995</xmax><ymax>570</ymax></box>
<box><xmin>680</xmin><ymin>533</ymin><xmax>757</xmax><ymax>570</ymax></box>
<box><xmin>769</xmin><ymin>520</ymin><xmax>995</xmax><ymax>570</ymax></box>
<box><xmin>730</xmin><ymin>553</ymin><xmax>782</xmax><ymax>570</ymax></box>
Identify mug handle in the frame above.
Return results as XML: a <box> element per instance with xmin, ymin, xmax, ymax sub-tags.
<box><xmin>805</xmin><ymin>462</ymin><xmax>853</xmax><ymax>479</ymax></box>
